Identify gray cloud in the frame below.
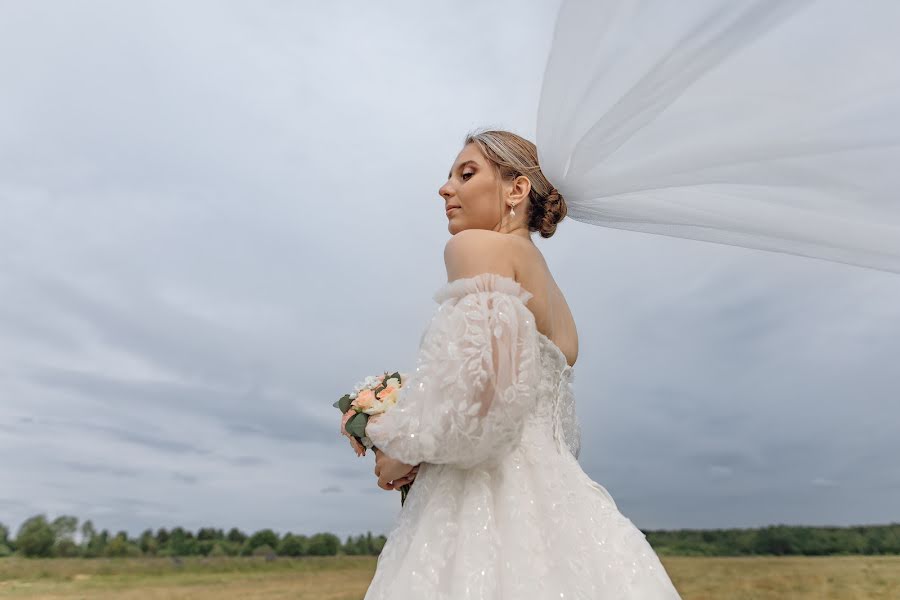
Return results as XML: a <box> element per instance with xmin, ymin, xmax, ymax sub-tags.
<box><xmin>63</xmin><ymin>461</ymin><xmax>142</xmax><ymax>479</ymax></box>
<box><xmin>1</xmin><ymin>0</ymin><xmax>899</xmax><ymax>542</ymax></box>
<box><xmin>172</xmin><ymin>473</ymin><xmax>199</xmax><ymax>485</ymax></box>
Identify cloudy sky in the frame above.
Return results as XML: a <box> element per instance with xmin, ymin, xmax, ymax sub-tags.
<box><xmin>2</xmin><ymin>1</ymin><xmax>899</xmax><ymax>542</ymax></box>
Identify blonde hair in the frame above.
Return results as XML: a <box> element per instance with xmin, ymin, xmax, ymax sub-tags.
<box><xmin>464</xmin><ymin>128</ymin><xmax>567</xmax><ymax>239</ymax></box>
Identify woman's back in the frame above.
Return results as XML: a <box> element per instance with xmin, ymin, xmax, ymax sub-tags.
<box><xmin>507</xmin><ymin>235</ymin><xmax>579</xmax><ymax>368</ymax></box>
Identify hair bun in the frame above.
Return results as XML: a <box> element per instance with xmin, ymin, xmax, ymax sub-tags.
<box><xmin>538</xmin><ymin>187</ymin><xmax>567</xmax><ymax>238</ymax></box>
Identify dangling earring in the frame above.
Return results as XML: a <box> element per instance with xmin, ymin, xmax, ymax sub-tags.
<box><xmin>509</xmin><ymin>203</ymin><xmax>517</xmax><ymax>217</ymax></box>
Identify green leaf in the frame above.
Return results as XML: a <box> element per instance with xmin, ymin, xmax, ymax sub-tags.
<box><xmin>346</xmin><ymin>412</ymin><xmax>368</xmax><ymax>439</ymax></box>
<box><xmin>336</xmin><ymin>394</ymin><xmax>352</xmax><ymax>413</ymax></box>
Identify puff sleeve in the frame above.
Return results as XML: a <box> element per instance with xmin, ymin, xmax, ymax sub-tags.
<box><xmin>365</xmin><ymin>273</ymin><xmax>542</xmax><ymax>470</ymax></box>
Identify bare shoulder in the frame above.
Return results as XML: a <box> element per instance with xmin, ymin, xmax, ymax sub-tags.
<box><xmin>443</xmin><ymin>229</ymin><xmax>516</xmax><ymax>281</ymax></box>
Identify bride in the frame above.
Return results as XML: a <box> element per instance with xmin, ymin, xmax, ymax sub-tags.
<box><xmin>360</xmin><ymin>1</ymin><xmax>899</xmax><ymax>596</ymax></box>
<box><xmin>363</xmin><ymin>129</ymin><xmax>683</xmax><ymax>599</ymax></box>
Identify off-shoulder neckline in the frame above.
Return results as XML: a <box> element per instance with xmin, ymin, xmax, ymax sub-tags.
<box><xmin>432</xmin><ymin>272</ymin><xmax>534</xmax><ymax>304</ymax></box>
<box><xmin>432</xmin><ymin>272</ymin><xmax>574</xmax><ymax>370</ymax></box>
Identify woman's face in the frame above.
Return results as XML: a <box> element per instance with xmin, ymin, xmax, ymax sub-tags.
<box><xmin>439</xmin><ymin>143</ymin><xmax>503</xmax><ymax>234</ymax></box>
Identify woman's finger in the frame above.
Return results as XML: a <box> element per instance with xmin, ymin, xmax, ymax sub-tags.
<box><xmin>392</xmin><ymin>473</ymin><xmax>416</xmax><ymax>486</ymax></box>
<box><xmin>378</xmin><ymin>475</ymin><xmax>394</xmax><ymax>490</ymax></box>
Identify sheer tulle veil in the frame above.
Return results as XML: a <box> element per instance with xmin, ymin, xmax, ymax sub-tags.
<box><xmin>536</xmin><ymin>0</ymin><xmax>900</xmax><ymax>274</ymax></box>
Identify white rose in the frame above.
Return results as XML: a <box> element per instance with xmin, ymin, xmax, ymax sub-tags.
<box><xmin>377</xmin><ymin>386</ymin><xmax>399</xmax><ymax>408</ymax></box>
<box><xmin>362</xmin><ymin>399</ymin><xmax>387</xmax><ymax>415</ymax></box>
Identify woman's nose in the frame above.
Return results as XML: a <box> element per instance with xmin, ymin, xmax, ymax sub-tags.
<box><xmin>439</xmin><ymin>181</ymin><xmax>453</xmax><ymax>199</ymax></box>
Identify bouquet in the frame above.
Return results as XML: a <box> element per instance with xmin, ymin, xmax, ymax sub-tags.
<box><xmin>334</xmin><ymin>370</ymin><xmax>414</xmax><ymax>505</ymax></box>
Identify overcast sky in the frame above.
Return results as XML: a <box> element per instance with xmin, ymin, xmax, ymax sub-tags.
<box><xmin>2</xmin><ymin>1</ymin><xmax>899</xmax><ymax>541</ymax></box>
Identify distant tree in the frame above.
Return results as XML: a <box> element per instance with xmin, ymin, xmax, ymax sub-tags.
<box><xmin>49</xmin><ymin>515</ymin><xmax>79</xmax><ymax>557</ymax></box>
<box><xmin>245</xmin><ymin>529</ymin><xmax>279</xmax><ymax>554</ymax></box>
<box><xmin>105</xmin><ymin>536</ymin><xmax>128</xmax><ymax>557</ymax></box>
<box><xmin>884</xmin><ymin>525</ymin><xmax>900</xmax><ymax>553</ymax></box>
<box><xmin>196</xmin><ymin>540</ymin><xmax>214</xmax><ymax>556</ymax></box>
<box><xmin>85</xmin><ymin>528</ymin><xmax>110</xmax><ymax>558</ymax></box>
<box><xmin>5</xmin><ymin>517</ymin><xmax>900</xmax><ymax>560</ymax></box>
<box><xmin>343</xmin><ymin>535</ymin><xmax>356</xmax><ymax>555</ymax></box>
<box><xmin>278</xmin><ymin>533</ymin><xmax>306</xmax><ymax>557</ymax></box>
<box><xmin>343</xmin><ymin>534</ymin><xmax>368</xmax><ymax>555</ymax></box>
<box><xmin>226</xmin><ymin>528</ymin><xmax>247</xmax><ymax>544</ymax></box>
<box><xmin>167</xmin><ymin>527</ymin><xmax>197</xmax><ymax>556</ymax></box>
<box><xmin>219</xmin><ymin>541</ymin><xmax>241</xmax><ymax>556</ymax></box>
<box><xmin>54</xmin><ymin>538</ymin><xmax>80</xmax><ymax>558</ymax></box>
<box><xmin>80</xmin><ymin>520</ymin><xmax>96</xmax><ymax>551</ymax></box>
<box><xmin>0</xmin><ymin>523</ymin><xmax>11</xmax><ymax>557</ymax></box>
<box><xmin>105</xmin><ymin>532</ymin><xmax>141</xmax><ymax>558</ymax></box>
<box><xmin>50</xmin><ymin>516</ymin><xmax>78</xmax><ymax>542</ymax></box>
<box><xmin>307</xmin><ymin>532</ymin><xmax>340</xmax><ymax>556</ymax></box>
<box><xmin>15</xmin><ymin>515</ymin><xmax>55</xmax><ymax>557</ymax></box>
<box><xmin>155</xmin><ymin>528</ymin><xmax>170</xmax><ymax>549</ymax></box>
<box><xmin>139</xmin><ymin>529</ymin><xmax>158</xmax><ymax>555</ymax></box>
<box><xmin>197</xmin><ymin>527</ymin><xmax>222</xmax><ymax>541</ymax></box>
<box><xmin>755</xmin><ymin>525</ymin><xmax>799</xmax><ymax>556</ymax></box>
<box><xmin>252</xmin><ymin>544</ymin><xmax>276</xmax><ymax>558</ymax></box>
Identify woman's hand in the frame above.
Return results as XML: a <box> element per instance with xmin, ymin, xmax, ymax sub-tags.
<box><xmin>390</xmin><ymin>464</ymin><xmax>419</xmax><ymax>488</ymax></box>
<box><xmin>374</xmin><ymin>448</ymin><xmax>419</xmax><ymax>490</ymax></box>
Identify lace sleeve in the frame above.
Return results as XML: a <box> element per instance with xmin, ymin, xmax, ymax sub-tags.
<box><xmin>365</xmin><ymin>273</ymin><xmax>542</xmax><ymax>470</ymax></box>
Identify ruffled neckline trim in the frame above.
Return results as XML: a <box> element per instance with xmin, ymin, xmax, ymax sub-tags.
<box><xmin>432</xmin><ymin>272</ymin><xmax>575</xmax><ymax>370</ymax></box>
<box><xmin>432</xmin><ymin>272</ymin><xmax>534</xmax><ymax>305</ymax></box>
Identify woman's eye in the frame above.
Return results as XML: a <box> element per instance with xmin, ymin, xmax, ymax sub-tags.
<box><xmin>462</xmin><ymin>172</ymin><xmax>473</xmax><ymax>180</ymax></box>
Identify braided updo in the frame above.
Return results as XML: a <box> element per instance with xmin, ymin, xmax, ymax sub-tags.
<box><xmin>463</xmin><ymin>128</ymin><xmax>568</xmax><ymax>238</ymax></box>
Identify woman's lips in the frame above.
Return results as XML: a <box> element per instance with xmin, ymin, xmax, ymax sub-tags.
<box><xmin>446</xmin><ymin>206</ymin><xmax>459</xmax><ymax>216</ymax></box>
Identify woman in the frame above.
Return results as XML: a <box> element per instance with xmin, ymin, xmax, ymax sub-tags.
<box><xmin>363</xmin><ymin>129</ymin><xmax>683</xmax><ymax>599</ymax></box>
<box><xmin>360</xmin><ymin>1</ymin><xmax>900</xmax><ymax>595</ymax></box>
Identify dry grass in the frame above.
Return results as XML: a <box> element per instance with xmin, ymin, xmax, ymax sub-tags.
<box><xmin>1</xmin><ymin>555</ymin><xmax>898</xmax><ymax>599</ymax></box>
<box><xmin>662</xmin><ymin>555</ymin><xmax>900</xmax><ymax>600</ymax></box>
<box><xmin>0</xmin><ymin>557</ymin><xmax>374</xmax><ymax>600</ymax></box>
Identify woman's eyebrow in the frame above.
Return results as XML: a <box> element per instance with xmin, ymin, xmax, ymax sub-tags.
<box><xmin>448</xmin><ymin>160</ymin><xmax>477</xmax><ymax>179</ymax></box>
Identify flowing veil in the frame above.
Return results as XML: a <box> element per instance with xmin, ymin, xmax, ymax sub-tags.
<box><xmin>536</xmin><ymin>0</ymin><xmax>900</xmax><ymax>274</ymax></box>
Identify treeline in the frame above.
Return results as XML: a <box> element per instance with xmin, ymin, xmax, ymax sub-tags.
<box><xmin>0</xmin><ymin>515</ymin><xmax>386</xmax><ymax>559</ymax></box>
<box><xmin>3</xmin><ymin>515</ymin><xmax>899</xmax><ymax>559</ymax></box>
<box><xmin>644</xmin><ymin>523</ymin><xmax>900</xmax><ymax>556</ymax></box>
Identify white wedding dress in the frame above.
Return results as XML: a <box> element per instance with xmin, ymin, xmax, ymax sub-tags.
<box><xmin>365</xmin><ymin>272</ymin><xmax>681</xmax><ymax>599</ymax></box>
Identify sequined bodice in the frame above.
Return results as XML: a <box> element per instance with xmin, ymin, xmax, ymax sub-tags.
<box><xmin>523</xmin><ymin>332</ymin><xmax>581</xmax><ymax>460</ymax></box>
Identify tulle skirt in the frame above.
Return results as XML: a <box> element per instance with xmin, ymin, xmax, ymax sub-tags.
<box><xmin>364</xmin><ymin>432</ymin><xmax>682</xmax><ymax>599</ymax></box>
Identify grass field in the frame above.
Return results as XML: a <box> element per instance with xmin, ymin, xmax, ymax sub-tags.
<box><xmin>1</xmin><ymin>555</ymin><xmax>899</xmax><ymax>599</ymax></box>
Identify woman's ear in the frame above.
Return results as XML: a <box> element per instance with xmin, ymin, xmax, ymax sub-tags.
<box><xmin>509</xmin><ymin>175</ymin><xmax>531</xmax><ymax>203</ymax></box>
